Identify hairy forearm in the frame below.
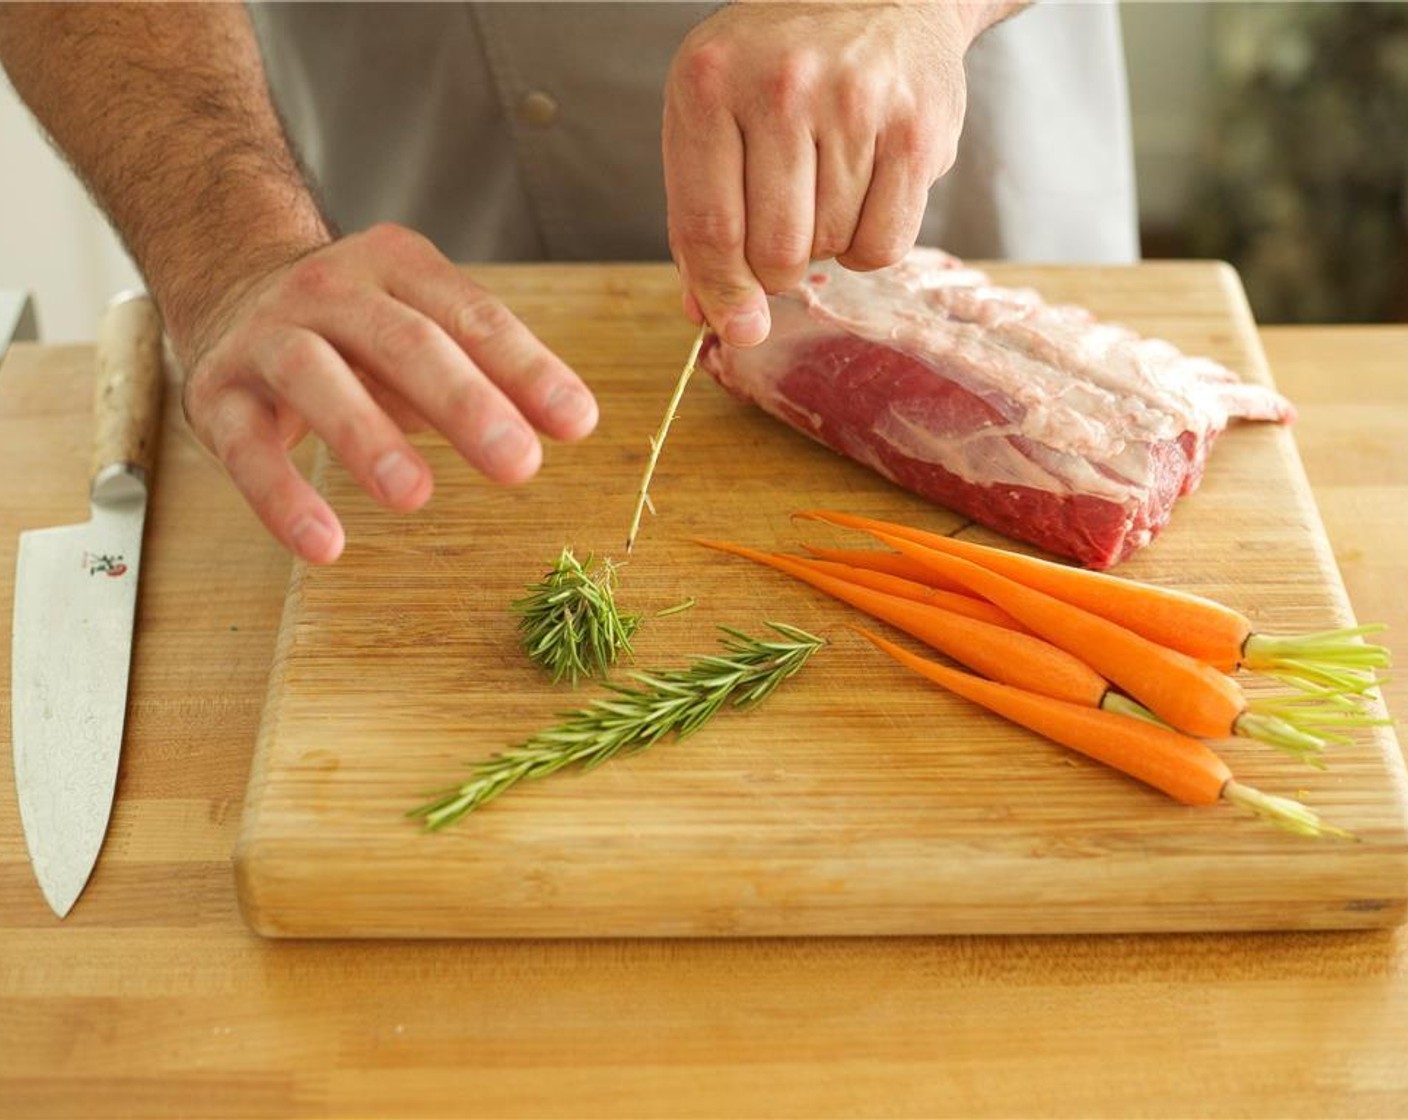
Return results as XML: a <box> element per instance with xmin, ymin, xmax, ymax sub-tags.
<box><xmin>0</xmin><ymin>2</ymin><xmax>331</xmax><ymax>358</ymax></box>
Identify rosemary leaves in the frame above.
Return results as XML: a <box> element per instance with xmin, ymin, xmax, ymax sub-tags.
<box><xmin>411</xmin><ymin>622</ymin><xmax>825</xmax><ymax>829</ymax></box>
<box><xmin>512</xmin><ymin>547</ymin><xmax>642</xmax><ymax>685</ymax></box>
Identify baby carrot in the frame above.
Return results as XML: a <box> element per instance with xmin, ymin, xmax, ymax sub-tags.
<box><xmin>855</xmin><ymin>626</ymin><xmax>1227</xmax><ymax>804</ymax></box>
<box><xmin>868</xmin><ymin>529</ymin><xmax>1247</xmax><ymax>736</ymax></box>
<box><xmin>798</xmin><ymin>509</ymin><xmax>1389</xmax><ymax>688</ymax></box>
<box><xmin>785</xmin><ymin>555</ymin><xmax>1025</xmax><ymax>631</ymax></box>
<box><xmin>857</xmin><ymin>528</ymin><xmax>1372</xmax><ymax>758</ymax></box>
<box><xmin>854</xmin><ymin>626</ymin><xmax>1354</xmax><ymax>839</ymax></box>
<box><xmin>800</xmin><ymin>544</ymin><xmax>968</xmax><ymax>591</ymax></box>
<box><xmin>696</xmin><ymin>538</ymin><xmax>1110</xmax><ymax>708</ymax></box>
<box><xmin>798</xmin><ymin>509</ymin><xmax>1246</xmax><ymax>661</ymax></box>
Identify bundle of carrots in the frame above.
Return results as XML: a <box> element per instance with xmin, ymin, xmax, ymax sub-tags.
<box><xmin>697</xmin><ymin>510</ymin><xmax>1392</xmax><ymax>839</ymax></box>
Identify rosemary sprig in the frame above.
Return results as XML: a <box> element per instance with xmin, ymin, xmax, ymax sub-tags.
<box><xmin>512</xmin><ymin>546</ymin><xmax>641</xmax><ymax>685</ymax></box>
<box><xmin>625</xmin><ymin>323</ymin><xmax>709</xmax><ymax>553</ymax></box>
<box><xmin>411</xmin><ymin>622</ymin><xmax>826</xmax><ymax>829</ymax></box>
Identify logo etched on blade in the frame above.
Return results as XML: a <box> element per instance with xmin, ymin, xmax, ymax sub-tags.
<box><xmin>82</xmin><ymin>551</ymin><xmax>128</xmax><ymax>578</ymax></box>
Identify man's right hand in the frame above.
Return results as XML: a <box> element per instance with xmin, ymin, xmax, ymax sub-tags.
<box><xmin>177</xmin><ymin>224</ymin><xmax>598</xmax><ymax>564</ymax></box>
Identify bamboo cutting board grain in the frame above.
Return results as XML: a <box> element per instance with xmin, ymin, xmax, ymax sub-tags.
<box><xmin>234</xmin><ymin>263</ymin><xmax>1408</xmax><ymax>938</ymax></box>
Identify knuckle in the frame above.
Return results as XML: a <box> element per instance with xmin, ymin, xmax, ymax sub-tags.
<box><xmin>209</xmin><ymin>401</ymin><xmax>255</xmax><ymax>471</ymax></box>
<box><xmin>448</xmin><ymin>293</ymin><xmax>516</xmax><ymax>347</ymax></box>
<box><xmin>748</xmin><ymin>224</ymin><xmax>812</xmax><ymax>267</ymax></box>
<box><xmin>755</xmin><ymin>270</ymin><xmax>805</xmax><ymax>297</ymax></box>
<box><xmin>932</xmin><ymin>136</ymin><xmax>958</xmax><ymax>179</ymax></box>
<box><xmin>439</xmin><ymin>376</ymin><xmax>487</xmax><ymax>429</ymax></box>
<box><xmin>219</xmin><ymin>436</ymin><xmax>257</xmax><ymax>483</ymax></box>
<box><xmin>810</xmin><ymin>218</ymin><xmax>854</xmax><ymax>262</ymax></box>
<box><xmin>521</xmin><ymin>355</ymin><xmax>569</xmax><ymax>403</ymax></box>
<box><xmin>286</xmin><ymin>256</ymin><xmax>340</xmax><ymax>302</ymax></box>
<box><xmin>748</xmin><ymin>230</ymin><xmax>812</xmax><ymax>284</ymax></box>
<box><xmin>842</xmin><ymin>237</ymin><xmax>906</xmax><ymax>272</ymax></box>
<box><xmin>317</xmin><ymin>411</ymin><xmax>367</xmax><ymax>459</ymax></box>
<box><xmin>887</xmin><ymin>118</ymin><xmax>935</xmax><ymax>167</ymax></box>
<box><xmin>371</xmin><ymin>313</ymin><xmax>442</xmax><ymax>364</ymax></box>
<box><xmin>835</xmin><ymin>71</ymin><xmax>883</xmax><ymax>131</ymax></box>
<box><xmin>699</xmin><ymin>284</ymin><xmax>757</xmax><ymax>316</ymax></box>
<box><xmin>360</xmin><ymin>221</ymin><xmax>426</xmax><ymax>258</ymax></box>
<box><xmin>262</xmin><ymin>331</ymin><xmax>322</xmax><ymax>394</ymax></box>
<box><xmin>760</xmin><ymin>54</ymin><xmax>816</xmax><ymax>119</ymax></box>
<box><xmin>676</xmin><ymin>40</ymin><xmax>732</xmax><ymax>110</ymax></box>
<box><xmin>674</xmin><ymin>208</ymin><xmax>745</xmax><ymax>255</ymax></box>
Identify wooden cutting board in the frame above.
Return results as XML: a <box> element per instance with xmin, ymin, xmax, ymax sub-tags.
<box><xmin>234</xmin><ymin>262</ymin><xmax>1408</xmax><ymax>938</ymax></box>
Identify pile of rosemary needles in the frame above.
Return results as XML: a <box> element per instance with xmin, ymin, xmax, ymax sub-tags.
<box><xmin>510</xmin><ymin>546</ymin><xmax>642</xmax><ymax>686</ymax></box>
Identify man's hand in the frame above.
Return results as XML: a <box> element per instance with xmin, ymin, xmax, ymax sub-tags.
<box><xmin>0</xmin><ymin>4</ymin><xmax>595</xmax><ymax>564</ymax></box>
<box><xmin>663</xmin><ymin>2</ymin><xmax>1008</xmax><ymax>346</ymax></box>
<box><xmin>180</xmin><ymin>225</ymin><xmax>598</xmax><ymax>564</ymax></box>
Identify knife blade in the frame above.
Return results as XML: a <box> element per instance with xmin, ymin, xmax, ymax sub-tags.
<box><xmin>11</xmin><ymin>291</ymin><xmax>163</xmax><ymax>918</ymax></box>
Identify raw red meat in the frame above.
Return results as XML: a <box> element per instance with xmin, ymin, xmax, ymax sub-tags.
<box><xmin>699</xmin><ymin>249</ymin><xmax>1293</xmax><ymax>569</ymax></box>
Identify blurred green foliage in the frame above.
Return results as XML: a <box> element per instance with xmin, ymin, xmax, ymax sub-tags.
<box><xmin>1190</xmin><ymin>2</ymin><xmax>1408</xmax><ymax>323</ymax></box>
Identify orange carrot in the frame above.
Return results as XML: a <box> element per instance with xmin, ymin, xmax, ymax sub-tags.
<box><xmin>854</xmin><ymin>625</ymin><xmax>1228</xmax><ymax>805</ymax></box>
<box><xmin>696</xmin><ymin>538</ymin><xmax>1109</xmax><ymax>707</ymax></box>
<box><xmin>800</xmin><ymin>544</ymin><xmax>969</xmax><ymax>592</ymax></box>
<box><xmin>786</xmin><ymin>555</ymin><xmax>1025</xmax><ymax>631</ymax></box>
<box><xmin>853</xmin><ymin>626</ymin><xmax>1355</xmax><ymax>839</ymax></box>
<box><xmin>863</xmin><ymin>528</ymin><xmax>1254</xmax><ymax>740</ymax></box>
<box><xmin>797</xmin><ymin>509</ymin><xmax>1389</xmax><ymax>686</ymax></box>
<box><xmin>882</xmin><ymin>529</ymin><xmax>1389</xmax><ymax>757</ymax></box>
<box><xmin>799</xmin><ymin>509</ymin><xmax>1247</xmax><ymax>665</ymax></box>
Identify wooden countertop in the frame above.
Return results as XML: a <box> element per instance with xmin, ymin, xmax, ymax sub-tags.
<box><xmin>1</xmin><ymin>321</ymin><xmax>1405</xmax><ymax>1118</ymax></box>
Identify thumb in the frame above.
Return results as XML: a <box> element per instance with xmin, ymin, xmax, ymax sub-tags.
<box><xmin>688</xmin><ymin>268</ymin><xmax>771</xmax><ymax>348</ymax></box>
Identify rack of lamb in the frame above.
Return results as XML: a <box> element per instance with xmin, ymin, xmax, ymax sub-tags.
<box><xmin>699</xmin><ymin>249</ymin><xmax>1293</xmax><ymax>569</ymax></box>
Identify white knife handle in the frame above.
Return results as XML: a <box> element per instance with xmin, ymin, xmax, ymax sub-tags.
<box><xmin>91</xmin><ymin>291</ymin><xmax>164</xmax><ymax>501</ymax></box>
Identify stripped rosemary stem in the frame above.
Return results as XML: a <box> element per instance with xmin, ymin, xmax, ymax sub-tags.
<box><xmin>625</xmin><ymin>323</ymin><xmax>709</xmax><ymax>553</ymax></box>
<box><xmin>512</xmin><ymin>547</ymin><xmax>641</xmax><ymax>685</ymax></box>
<box><xmin>412</xmin><ymin>622</ymin><xmax>825</xmax><ymax>828</ymax></box>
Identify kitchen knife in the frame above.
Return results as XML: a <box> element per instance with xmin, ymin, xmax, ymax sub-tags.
<box><xmin>11</xmin><ymin>291</ymin><xmax>163</xmax><ymax>918</ymax></box>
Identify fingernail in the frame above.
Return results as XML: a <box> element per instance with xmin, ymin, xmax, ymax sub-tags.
<box><xmin>544</xmin><ymin>382</ymin><xmax>596</xmax><ymax>431</ymax></box>
<box><xmin>373</xmin><ymin>450</ymin><xmax>422</xmax><ymax>504</ymax></box>
<box><xmin>724</xmin><ymin>307</ymin><xmax>770</xmax><ymax>348</ymax></box>
<box><xmin>290</xmin><ymin>514</ymin><xmax>336</xmax><ymax>559</ymax></box>
<box><xmin>482</xmin><ymin>420</ymin><xmax>537</xmax><ymax>477</ymax></box>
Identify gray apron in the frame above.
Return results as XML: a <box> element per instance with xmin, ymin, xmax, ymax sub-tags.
<box><xmin>250</xmin><ymin>2</ymin><xmax>1138</xmax><ymax>265</ymax></box>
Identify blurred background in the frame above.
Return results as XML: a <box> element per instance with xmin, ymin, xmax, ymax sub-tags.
<box><xmin>2</xmin><ymin>1</ymin><xmax>1406</xmax><ymax>342</ymax></box>
<box><xmin>1129</xmin><ymin>1</ymin><xmax>1408</xmax><ymax>324</ymax></box>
